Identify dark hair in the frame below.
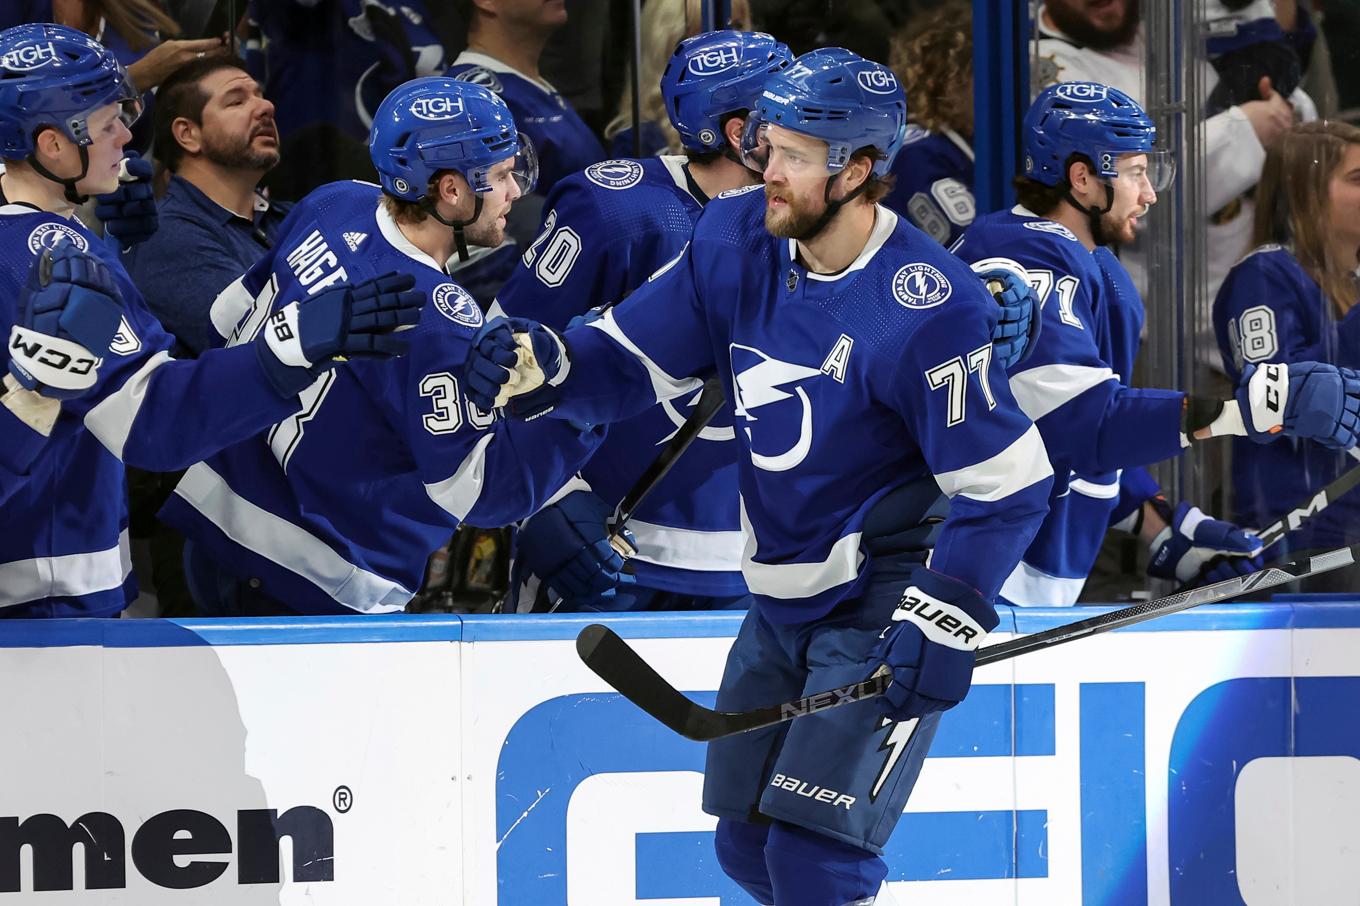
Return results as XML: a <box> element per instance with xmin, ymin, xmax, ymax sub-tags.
<box><xmin>853</xmin><ymin>147</ymin><xmax>895</xmax><ymax>205</ymax></box>
<box><xmin>382</xmin><ymin>169</ymin><xmax>458</xmax><ymax>225</ymax></box>
<box><xmin>1011</xmin><ymin>152</ymin><xmax>1094</xmax><ymax>215</ymax></box>
<box><xmin>153</xmin><ymin>56</ymin><xmax>250</xmax><ymax>173</ymax></box>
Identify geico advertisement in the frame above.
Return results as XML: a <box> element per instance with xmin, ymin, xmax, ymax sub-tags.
<box><xmin>0</xmin><ymin>634</ymin><xmax>463</xmax><ymax>904</ymax></box>
<box><xmin>464</xmin><ymin>617</ymin><xmax>1360</xmax><ymax>906</ymax></box>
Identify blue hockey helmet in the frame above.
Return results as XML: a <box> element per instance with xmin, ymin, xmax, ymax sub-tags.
<box><xmin>1023</xmin><ymin>81</ymin><xmax>1175</xmax><ymax>191</ymax></box>
<box><xmin>0</xmin><ymin>23</ymin><xmax>141</xmax><ymax>160</ymax></box>
<box><xmin>741</xmin><ymin>47</ymin><xmax>906</xmax><ymax>178</ymax></box>
<box><xmin>368</xmin><ymin>76</ymin><xmax>537</xmax><ymax>203</ymax></box>
<box><xmin>660</xmin><ymin>29</ymin><xmax>792</xmax><ymax>153</ymax></box>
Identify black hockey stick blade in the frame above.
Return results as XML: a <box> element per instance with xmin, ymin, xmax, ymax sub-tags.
<box><xmin>577</xmin><ymin>543</ymin><xmax>1359</xmax><ymax>741</ymax></box>
<box><xmin>1254</xmin><ymin>461</ymin><xmax>1360</xmax><ymax>550</ymax></box>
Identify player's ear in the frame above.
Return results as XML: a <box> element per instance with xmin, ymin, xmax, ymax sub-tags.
<box><xmin>31</xmin><ymin>125</ymin><xmax>63</xmax><ymax>161</ymax></box>
<box><xmin>436</xmin><ymin>171</ymin><xmax>463</xmax><ymax>208</ymax></box>
<box><xmin>723</xmin><ymin>113</ymin><xmax>745</xmax><ymax>154</ymax></box>
<box><xmin>841</xmin><ymin>152</ymin><xmax>872</xmax><ymax>195</ymax></box>
<box><xmin>1066</xmin><ymin>158</ymin><xmax>1093</xmax><ymax>195</ymax></box>
<box><xmin>171</xmin><ymin>116</ymin><xmax>202</xmax><ymax>156</ymax></box>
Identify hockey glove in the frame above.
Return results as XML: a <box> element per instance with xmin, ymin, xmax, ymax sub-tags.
<box><xmin>255</xmin><ymin>271</ymin><xmax>424</xmax><ymax>397</ymax></box>
<box><xmin>516</xmin><ymin>489</ymin><xmax>636</xmax><ymax>609</ymax></box>
<box><xmin>1146</xmin><ymin>499</ymin><xmax>1264</xmax><ymax>585</ymax></box>
<box><xmin>972</xmin><ymin>259</ymin><xmax>1041</xmax><ymax>370</ymax></box>
<box><xmin>94</xmin><ymin>153</ymin><xmax>158</xmax><ymax>251</ymax></box>
<box><xmin>8</xmin><ymin>239</ymin><xmax>124</xmax><ymax>399</ymax></box>
<box><xmin>463</xmin><ymin>316</ymin><xmax>568</xmax><ymax>416</ymax></box>
<box><xmin>871</xmin><ymin>568</ymin><xmax>997</xmax><ymax>722</ymax></box>
<box><xmin>1236</xmin><ymin>361</ymin><xmax>1360</xmax><ymax>448</ymax></box>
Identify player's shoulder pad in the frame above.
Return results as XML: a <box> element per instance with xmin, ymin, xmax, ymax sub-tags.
<box><xmin>881</xmin><ymin>218</ymin><xmax>995</xmax><ymax>318</ymax></box>
<box><xmin>448</xmin><ymin>64</ymin><xmax>505</xmax><ymax>95</ymax></box>
<box><xmin>1233</xmin><ymin>242</ymin><xmax>1286</xmax><ymax>268</ymax></box>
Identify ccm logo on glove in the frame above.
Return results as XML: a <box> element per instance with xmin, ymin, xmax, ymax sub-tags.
<box><xmin>889</xmin><ymin>589</ymin><xmax>987</xmax><ymax>650</ymax></box>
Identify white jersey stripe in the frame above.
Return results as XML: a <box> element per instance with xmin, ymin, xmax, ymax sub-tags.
<box><xmin>1000</xmin><ymin>559</ymin><xmax>1086</xmax><ymax>607</ymax></box>
<box><xmin>628</xmin><ymin>520</ymin><xmax>747</xmax><ymax>573</ymax></box>
<box><xmin>424</xmin><ymin>432</ymin><xmax>496</xmax><ymax>521</ymax></box>
<box><xmin>174</xmin><ymin>463</ymin><xmax>412</xmax><ymax>612</ymax></box>
<box><xmin>590</xmin><ymin>310</ymin><xmax>704</xmax><ymax>404</ymax></box>
<box><xmin>1009</xmin><ymin>363</ymin><xmax>1116</xmax><ymax>421</ymax></box>
<box><xmin>1068</xmin><ymin>475</ymin><xmax>1121</xmax><ymax>499</ymax></box>
<box><xmin>933</xmin><ymin>423</ymin><xmax>1053</xmax><ymax>503</ymax></box>
<box><xmin>84</xmin><ymin>351</ymin><xmax>172</xmax><ymax>460</ymax></box>
<box><xmin>0</xmin><ymin>529</ymin><xmax>131</xmax><ymax>607</ymax></box>
<box><xmin>739</xmin><ymin>501</ymin><xmax>864</xmax><ymax>600</ymax></box>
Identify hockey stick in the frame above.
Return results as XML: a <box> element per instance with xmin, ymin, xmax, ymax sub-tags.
<box><xmin>607</xmin><ymin>375</ymin><xmax>726</xmax><ymax>553</ymax></box>
<box><xmin>1255</xmin><ymin>458</ymin><xmax>1360</xmax><ymax>550</ymax></box>
<box><xmin>576</xmin><ymin>543</ymin><xmax>1359</xmax><ymax>741</ymax></box>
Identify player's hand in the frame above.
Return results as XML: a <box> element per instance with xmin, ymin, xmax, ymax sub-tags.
<box><xmin>94</xmin><ymin>153</ymin><xmax>158</xmax><ymax>251</ymax></box>
<box><xmin>516</xmin><ymin>489</ymin><xmax>636</xmax><ymax>609</ymax></box>
<box><xmin>972</xmin><ymin>259</ymin><xmax>1040</xmax><ymax>370</ymax></box>
<box><xmin>870</xmin><ymin>568</ymin><xmax>997</xmax><ymax>722</ymax></box>
<box><xmin>1147</xmin><ymin>500</ymin><xmax>1264</xmax><ymax>585</ymax></box>
<box><xmin>1236</xmin><ymin>361</ymin><xmax>1360</xmax><ymax>448</ymax></box>
<box><xmin>8</xmin><ymin>239</ymin><xmax>124</xmax><ymax>399</ymax></box>
<box><xmin>254</xmin><ymin>271</ymin><xmax>424</xmax><ymax>396</ymax></box>
<box><xmin>463</xmin><ymin>316</ymin><xmax>567</xmax><ymax>416</ymax></box>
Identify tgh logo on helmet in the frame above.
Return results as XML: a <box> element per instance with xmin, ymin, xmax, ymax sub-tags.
<box><xmin>856</xmin><ymin>69</ymin><xmax>898</xmax><ymax>95</ymax></box>
<box><xmin>1</xmin><ymin>42</ymin><xmax>58</xmax><ymax>71</ymax></box>
<box><xmin>687</xmin><ymin>46</ymin><xmax>741</xmax><ymax>77</ymax></box>
<box><xmin>409</xmin><ymin>95</ymin><xmax>465</xmax><ymax>122</ymax></box>
<box><xmin>1054</xmin><ymin>83</ymin><xmax>1110</xmax><ymax>103</ymax></box>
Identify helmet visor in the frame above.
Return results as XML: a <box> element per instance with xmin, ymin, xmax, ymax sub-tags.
<box><xmin>740</xmin><ymin>117</ymin><xmax>834</xmax><ymax>176</ymax></box>
<box><xmin>1111</xmin><ymin>148</ymin><xmax>1176</xmax><ymax>194</ymax></box>
<box><xmin>511</xmin><ymin>131</ymin><xmax>538</xmax><ymax>195</ymax></box>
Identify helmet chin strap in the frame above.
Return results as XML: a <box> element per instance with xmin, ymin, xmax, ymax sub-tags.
<box><xmin>793</xmin><ymin>170</ymin><xmax>868</xmax><ymax>243</ymax></box>
<box><xmin>27</xmin><ymin>145</ymin><xmax>92</xmax><ymax>206</ymax></box>
<box><xmin>1063</xmin><ymin>181</ymin><xmax>1115</xmax><ymax>247</ymax></box>
<box><xmin>422</xmin><ymin>193</ymin><xmax>484</xmax><ymax>264</ymax></box>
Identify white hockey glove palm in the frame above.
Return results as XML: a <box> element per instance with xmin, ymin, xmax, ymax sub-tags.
<box><xmin>463</xmin><ymin>316</ymin><xmax>568</xmax><ymax>416</ymax></box>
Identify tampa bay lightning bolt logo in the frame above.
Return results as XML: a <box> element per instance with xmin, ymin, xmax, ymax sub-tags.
<box><xmin>27</xmin><ymin>222</ymin><xmax>88</xmax><ymax>255</ymax></box>
<box><xmin>902</xmin><ymin>123</ymin><xmax>930</xmax><ymax>146</ymax></box>
<box><xmin>730</xmin><ymin>343</ymin><xmax>822</xmax><ymax>472</ymax></box>
<box><xmin>585</xmin><ymin>160</ymin><xmax>644</xmax><ymax>190</ymax></box>
<box><xmin>892</xmin><ymin>263</ymin><xmax>952</xmax><ymax>309</ymax></box>
<box><xmin>452</xmin><ymin>66</ymin><xmax>504</xmax><ymax>94</ymax></box>
<box><xmin>432</xmin><ymin>283</ymin><xmax>483</xmax><ymax>328</ymax></box>
<box><xmin>1054</xmin><ymin>82</ymin><xmax>1109</xmax><ymax>103</ymax></box>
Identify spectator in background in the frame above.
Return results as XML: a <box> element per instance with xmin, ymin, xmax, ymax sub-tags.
<box><xmin>448</xmin><ymin>0</ymin><xmax>606</xmax><ymax>198</ymax></box>
<box><xmin>604</xmin><ymin>0</ymin><xmax>754</xmax><ymax>159</ymax></box>
<box><xmin>125</xmin><ymin>56</ymin><xmax>287</xmax><ymax>358</ymax></box>
<box><xmin>1214</xmin><ymin>121</ymin><xmax>1360</xmax><ymax>560</ymax></box>
<box><xmin>885</xmin><ymin>0</ymin><xmax>976</xmax><ymax>247</ymax></box>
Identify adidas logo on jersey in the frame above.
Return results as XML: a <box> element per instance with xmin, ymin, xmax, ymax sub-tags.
<box><xmin>343</xmin><ymin>232</ymin><xmax>368</xmax><ymax>252</ymax></box>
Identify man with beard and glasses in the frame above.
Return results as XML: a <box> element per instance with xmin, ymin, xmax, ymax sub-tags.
<box><xmin>950</xmin><ymin>82</ymin><xmax>1360</xmax><ymax>608</ymax></box>
<box><xmin>464</xmin><ymin>49</ymin><xmax>1055</xmax><ymax>904</ymax></box>
<box><xmin>125</xmin><ymin>57</ymin><xmax>289</xmax><ymax>359</ymax></box>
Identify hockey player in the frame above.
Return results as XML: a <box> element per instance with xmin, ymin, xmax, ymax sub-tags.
<box><xmin>495</xmin><ymin>29</ymin><xmax>793</xmax><ymax>612</ymax></box>
<box><xmin>159</xmin><ymin>77</ymin><xmax>617</xmax><ymax>617</ymax></box>
<box><xmin>1215</xmin><ymin>120</ymin><xmax>1360</xmax><ymax>554</ymax></box>
<box><xmin>464</xmin><ymin>48</ymin><xmax>1054</xmax><ymax>904</ymax></box>
<box><xmin>0</xmin><ymin>24</ymin><xmax>422</xmax><ymax>617</ymax></box>
<box><xmin>951</xmin><ymin>82</ymin><xmax>1360</xmax><ymax>606</ymax></box>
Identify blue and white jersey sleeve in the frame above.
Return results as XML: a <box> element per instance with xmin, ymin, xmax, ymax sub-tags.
<box><xmin>954</xmin><ymin>220</ymin><xmax>1184</xmax><ymax>473</ymax></box>
<box><xmin>394</xmin><ymin>302</ymin><xmax>605</xmax><ymax>529</ymax></box>
<box><xmin>883</xmin><ymin>125</ymin><xmax>976</xmax><ymax>248</ymax></box>
<box><xmin>550</xmin><ymin>237</ymin><xmax>717</xmax><ymax>424</ymax></box>
<box><xmin>884</xmin><ymin>295</ymin><xmax>1053</xmax><ymax>599</ymax></box>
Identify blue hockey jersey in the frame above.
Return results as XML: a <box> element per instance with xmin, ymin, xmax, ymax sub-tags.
<box><xmin>496</xmin><ymin>156</ymin><xmax>744</xmax><ymax>595</ymax></box>
<box><xmin>0</xmin><ymin>204</ymin><xmax>306</xmax><ymax>617</ymax></box>
<box><xmin>447</xmin><ymin>51</ymin><xmax>606</xmax><ymax>197</ymax></box>
<box><xmin>883</xmin><ymin>124</ymin><xmax>975</xmax><ymax>248</ymax></box>
<box><xmin>952</xmin><ymin>207</ymin><xmax>1184</xmax><ymax>605</ymax></box>
<box><xmin>1214</xmin><ymin>244</ymin><xmax>1360</xmax><ymax>550</ymax></box>
<box><xmin>250</xmin><ymin>0</ymin><xmax>446</xmax><ymax>140</ymax></box>
<box><xmin>537</xmin><ymin>188</ymin><xmax>1054</xmax><ymax>621</ymax></box>
<box><xmin>158</xmin><ymin>181</ymin><xmax>604</xmax><ymax>615</ymax></box>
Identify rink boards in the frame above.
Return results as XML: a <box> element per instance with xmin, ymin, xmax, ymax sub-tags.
<box><xmin>2</xmin><ymin>602</ymin><xmax>1360</xmax><ymax>904</ymax></box>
